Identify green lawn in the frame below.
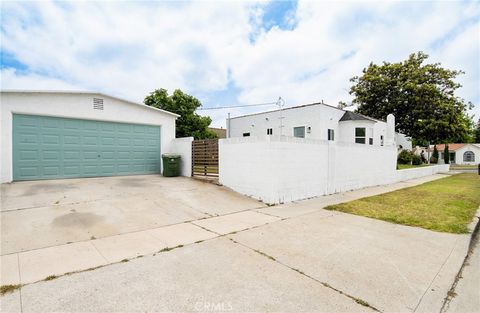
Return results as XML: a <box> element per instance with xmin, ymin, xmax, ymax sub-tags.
<box><xmin>397</xmin><ymin>163</ymin><xmax>431</xmax><ymax>170</ymax></box>
<box><xmin>325</xmin><ymin>173</ymin><xmax>480</xmax><ymax>233</ymax></box>
<box><xmin>450</xmin><ymin>164</ymin><xmax>477</xmax><ymax>170</ymax></box>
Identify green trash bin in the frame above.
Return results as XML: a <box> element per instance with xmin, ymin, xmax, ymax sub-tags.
<box><xmin>162</xmin><ymin>154</ymin><xmax>181</xmax><ymax>177</ymax></box>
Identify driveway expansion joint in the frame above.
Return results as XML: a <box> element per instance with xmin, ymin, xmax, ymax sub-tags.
<box><xmin>228</xmin><ymin>236</ymin><xmax>381</xmax><ymax>312</ymax></box>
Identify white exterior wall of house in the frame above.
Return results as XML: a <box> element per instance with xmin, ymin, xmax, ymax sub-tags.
<box><xmin>228</xmin><ymin>103</ymin><xmax>406</xmax><ymax>148</ymax></box>
<box><xmin>0</xmin><ymin>91</ymin><xmax>179</xmax><ymax>182</ymax></box>
<box><xmin>228</xmin><ymin>104</ymin><xmax>345</xmax><ymax>140</ymax></box>
<box><xmin>454</xmin><ymin>144</ymin><xmax>480</xmax><ymax>165</ymax></box>
<box><xmin>338</xmin><ymin>120</ymin><xmax>382</xmax><ymax>145</ymax></box>
<box><xmin>396</xmin><ymin>133</ymin><xmax>412</xmax><ymax>150</ymax></box>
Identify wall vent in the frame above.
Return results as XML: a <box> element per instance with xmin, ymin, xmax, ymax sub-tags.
<box><xmin>93</xmin><ymin>98</ymin><xmax>104</xmax><ymax>110</ymax></box>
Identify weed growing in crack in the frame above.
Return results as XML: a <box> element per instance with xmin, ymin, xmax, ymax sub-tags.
<box><xmin>253</xmin><ymin>249</ymin><xmax>276</xmax><ymax>261</ymax></box>
<box><xmin>0</xmin><ymin>284</ymin><xmax>22</xmax><ymax>295</ymax></box>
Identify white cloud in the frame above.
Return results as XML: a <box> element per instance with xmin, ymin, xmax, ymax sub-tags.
<box><xmin>1</xmin><ymin>0</ymin><xmax>479</xmax><ymax>126</ymax></box>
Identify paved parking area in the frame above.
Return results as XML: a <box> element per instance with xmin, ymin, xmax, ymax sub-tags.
<box><xmin>1</xmin><ymin>173</ymin><xmax>475</xmax><ymax>313</ymax></box>
<box><xmin>1</xmin><ymin>175</ymin><xmax>264</xmax><ymax>254</ymax></box>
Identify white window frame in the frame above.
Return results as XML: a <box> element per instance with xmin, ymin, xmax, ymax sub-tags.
<box><xmin>355</xmin><ymin>127</ymin><xmax>366</xmax><ymax>144</ymax></box>
<box><xmin>293</xmin><ymin>126</ymin><xmax>306</xmax><ymax>138</ymax></box>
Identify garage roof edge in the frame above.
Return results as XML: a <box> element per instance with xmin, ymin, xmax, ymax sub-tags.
<box><xmin>0</xmin><ymin>90</ymin><xmax>180</xmax><ymax>118</ymax></box>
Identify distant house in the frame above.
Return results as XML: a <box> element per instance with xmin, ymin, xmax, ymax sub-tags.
<box><xmin>428</xmin><ymin>143</ymin><xmax>480</xmax><ymax>165</ymax></box>
<box><xmin>227</xmin><ymin>102</ymin><xmax>411</xmax><ymax>149</ymax></box>
<box><xmin>209</xmin><ymin>127</ymin><xmax>227</xmax><ymax>138</ymax></box>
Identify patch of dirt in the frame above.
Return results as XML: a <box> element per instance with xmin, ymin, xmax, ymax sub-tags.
<box><xmin>52</xmin><ymin>212</ymin><xmax>104</xmax><ymax>228</ymax></box>
<box><xmin>115</xmin><ymin>178</ymin><xmax>147</xmax><ymax>188</ymax></box>
<box><xmin>22</xmin><ymin>183</ymin><xmax>76</xmax><ymax>196</ymax></box>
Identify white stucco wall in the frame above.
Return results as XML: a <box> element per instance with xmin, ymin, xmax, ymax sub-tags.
<box><xmin>228</xmin><ymin>104</ymin><xmax>345</xmax><ymax>141</ymax></box>
<box><xmin>219</xmin><ymin>136</ymin><xmax>451</xmax><ymax>204</ymax></box>
<box><xmin>228</xmin><ymin>103</ymin><xmax>407</xmax><ymax>149</ymax></box>
<box><xmin>454</xmin><ymin>144</ymin><xmax>480</xmax><ymax>165</ymax></box>
<box><xmin>395</xmin><ymin>133</ymin><xmax>412</xmax><ymax>150</ymax></box>
<box><xmin>168</xmin><ymin>137</ymin><xmax>193</xmax><ymax>177</ymax></box>
<box><xmin>395</xmin><ymin>164</ymin><xmax>450</xmax><ymax>181</ymax></box>
<box><xmin>0</xmin><ymin>91</ymin><xmax>178</xmax><ymax>182</ymax></box>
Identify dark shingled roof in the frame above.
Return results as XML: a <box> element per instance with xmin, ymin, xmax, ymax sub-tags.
<box><xmin>339</xmin><ymin>111</ymin><xmax>376</xmax><ymax>122</ymax></box>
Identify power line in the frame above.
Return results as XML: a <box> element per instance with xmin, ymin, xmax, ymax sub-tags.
<box><xmin>197</xmin><ymin>101</ymin><xmax>279</xmax><ymax>111</ymax></box>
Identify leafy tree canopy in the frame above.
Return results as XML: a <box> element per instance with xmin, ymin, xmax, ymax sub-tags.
<box><xmin>144</xmin><ymin>88</ymin><xmax>217</xmax><ymax>139</ymax></box>
<box><xmin>350</xmin><ymin>52</ymin><xmax>474</xmax><ymax>144</ymax></box>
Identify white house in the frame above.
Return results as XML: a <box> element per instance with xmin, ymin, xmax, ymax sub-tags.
<box><xmin>0</xmin><ymin>90</ymin><xmax>179</xmax><ymax>183</ymax></box>
<box><xmin>429</xmin><ymin>143</ymin><xmax>480</xmax><ymax>165</ymax></box>
<box><xmin>227</xmin><ymin>102</ymin><xmax>411</xmax><ymax>149</ymax></box>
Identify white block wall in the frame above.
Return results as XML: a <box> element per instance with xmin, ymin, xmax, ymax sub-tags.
<box><xmin>168</xmin><ymin>137</ymin><xmax>193</xmax><ymax>177</ymax></box>
<box><xmin>220</xmin><ymin>136</ymin><xmax>450</xmax><ymax>204</ymax></box>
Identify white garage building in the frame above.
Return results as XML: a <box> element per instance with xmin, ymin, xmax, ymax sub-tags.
<box><xmin>0</xmin><ymin>90</ymin><xmax>179</xmax><ymax>183</ymax></box>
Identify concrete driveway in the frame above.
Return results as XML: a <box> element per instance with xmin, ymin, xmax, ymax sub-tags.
<box><xmin>1</xmin><ymin>174</ymin><xmax>475</xmax><ymax>313</ymax></box>
<box><xmin>1</xmin><ymin>175</ymin><xmax>264</xmax><ymax>255</ymax></box>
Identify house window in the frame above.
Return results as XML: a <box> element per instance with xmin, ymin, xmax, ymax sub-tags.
<box><xmin>355</xmin><ymin>127</ymin><xmax>366</xmax><ymax>144</ymax></box>
<box><xmin>267</xmin><ymin>128</ymin><xmax>273</xmax><ymax>135</ymax></box>
<box><xmin>293</xmin><ymin>126</ymin><xmax>305</xmax><ymax>138</ymax></box>
<box><xmin>328</xmin><ymin>129</ymin><xmax>334</xmax><ymax>141</ymax></box>
<box><xmin>243</xmin><ymin>132</ymin><xmax>250</xmax><ymax>137</ymax></box>
<box><xmin>380</xmin><ymin>135</ymin><xmax>384</xmax><ymax>146</ymax></box>
<box><xmin>463</xmin><ymin>151</ymin><xmax>475</xmax><ymax>162</ymax></box>
<box><xmin>369</xmin><ymin>138</ymin><xmax>373</xmax><ymax>145</ymax></box>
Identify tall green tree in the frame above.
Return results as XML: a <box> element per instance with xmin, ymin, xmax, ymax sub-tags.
<box><xmin>475</xmin><ymin>118</ymin><xmax>480</xmax><ymax>143</ymax></box>
<box><xmin>349</xmin><ymin>52</ymin><xmax>474</xmax><ymax>144</ymax></box>
<box><xmin>444</xmin><ymin>144</ymin><xmax>450</xmax><ymax>164</ymax></box>
<box><xmin>144</xmin><ymin>89</ymin><xmax>217</xmax><ymax>139</ymax></box>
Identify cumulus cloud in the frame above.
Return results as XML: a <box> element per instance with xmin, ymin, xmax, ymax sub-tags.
<box><xmin>1</xmin><ymin>0</ymin><xmax>478</xmax><ymax>127</ymax></box>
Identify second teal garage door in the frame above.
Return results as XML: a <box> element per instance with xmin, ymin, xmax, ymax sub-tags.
<box><xmin>13</xmin><ymin>114</ymin><xmax>161</xmax><ymax>181</ymax></box>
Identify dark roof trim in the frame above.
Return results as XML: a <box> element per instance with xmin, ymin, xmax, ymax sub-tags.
<box><xmin>339</xmin><ymin>111</ymin><xmax>377</xmax><ymax>122</ymax></box>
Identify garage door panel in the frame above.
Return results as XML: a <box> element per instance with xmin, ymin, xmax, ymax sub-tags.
<box><xmin>83</xmin><ymin>136</ymin><xmax>99</xmax><ymax>146</ymax></box>
<box><xmin>101</xmin><ymin>137</ymin><xmax>115</xmax><ymax>145</ymax></box>
<box><xmin>19</xmin><ymin>150</ymin><xmax>39</xmax><ymax>161</ymax></box>
<box><xmin>13</xmin><ymin>114</ymin><xmax>161</xmax><ymax>181</ymax></box>
<box><xmin>42</xmin><ymin>150</ymin><xmax>61</xmax><ymax>160</ymax></box>
<box><xmin>16</xmin><ymin>115</ymin><xmax>39</xmax><ymax>127</ymax></box>
<box><xmin>18</xmin><ymin>167</ymin><xmax>40</xmax><ymax>178</ymax></box>
<box><xmin>42</xmin><ymin>134</ymin><xmax>60</xmax><ymax>144</ymax></box>
<box><xmin>42</xmin><ymin>166</ymin><xmax>61</xmax><ymax>176</ymax></box>
<box><xmin>64</xmin><ymin>119</ymin><xmax>82</xmax><ymax>129</ymax></box>
<box><xmin>41</xmin><ymin>117</ymin><xmax>62</xmax><ymax>129</ymax></box>
<box><xmin>17</xmin><ymin>133</ymin><xmax>38</xmax><ymax>144</ymax></box>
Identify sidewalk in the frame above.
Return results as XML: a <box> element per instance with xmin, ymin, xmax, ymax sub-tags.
<box><xmin>1</xmin><ymin>173</ymin><xmax>450</xmax><ymax>287</ymax></box>
<box><xmin>2</xmin><ymin>173</ymin><xmax>476</xmax><ymax>313</ymax></box>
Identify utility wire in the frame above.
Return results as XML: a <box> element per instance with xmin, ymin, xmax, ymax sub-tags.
<box><xmin>197</xmin><ymin>101</ymin><xmax>278</xmax><ymax>110</ymax></box>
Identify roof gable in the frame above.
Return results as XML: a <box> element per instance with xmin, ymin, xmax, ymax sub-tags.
<box><xmin>339</xmin><ymin>111</ymin><xmax>376</xmax><ymax>122</ymax></box>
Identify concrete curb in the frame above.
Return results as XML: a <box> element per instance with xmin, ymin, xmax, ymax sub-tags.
<box><xmin>439</xmin><ymin>207</ymin><xmax>480</xmax><ymax>313</ymax></box>
<box><xmin>415</xmin><ymin>208</ymin><xmax>480</xmax><ymax>313</ymax></box>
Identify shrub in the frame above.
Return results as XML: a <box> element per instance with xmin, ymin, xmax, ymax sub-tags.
<box><xmin>431</xmin><ymin>145</ymin><xmax>439</xmax><ymax>163</ymax></box>
<box><xmin>397</xmin><ymin>150</ymin><xmax>413</xmax><ymax>164</ymax></box>
<box><xmin>412</xmin><ymin>154</ymin><xmax>423</xmax><ymax>165</ymax></box>
<box><xmin>444</xmin><ymin>145</ymin><xmax>450</xmax><ymax>164</ymax></box>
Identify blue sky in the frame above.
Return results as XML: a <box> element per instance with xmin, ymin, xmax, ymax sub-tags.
<box><xmin>1</xmin><ymin>0</ymin><xmax>479</xmax><ymax>127</ymax></box>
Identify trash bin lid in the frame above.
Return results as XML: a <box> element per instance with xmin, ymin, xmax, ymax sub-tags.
<box><xmin>162</xmin><ymin>154</ymin><xmax>181</xmax><ymax>158</ymax></box>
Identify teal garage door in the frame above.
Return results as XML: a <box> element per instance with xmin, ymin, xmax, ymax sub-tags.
<box><xmin>13</xmin><ymin>114</ymin><xmax>161</xmax><ymax>181</ymax></box>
